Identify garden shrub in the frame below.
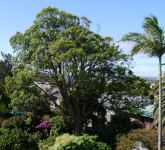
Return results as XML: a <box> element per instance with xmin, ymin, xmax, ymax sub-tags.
<box><xmin>39</xmin><ymin>136</ymin><xmax>56</xmax><ymax>150</ymax></box>
<box><xmin>0</xmin><ymin>128</ymin><xmax>39</xmax><ymax>150</ymax></box>
<box><xmin>95</xmin><ymin>112</ymin><xmax>133</xmax><ymax>148</ymax></box>
<box><xmin>49</xmin><ymin>134</ymin><xmax>110</xmax><ymax>150</ymax></box>
<box><xmin>49</xmin><ymin>134</ymin><xmax>75</xmax><ymax>150</ymax></box>
<box><xmin>37</xmin><ymin>118</ymin><xmax>51</xmax><ymax>129</ymax></box>
<box><xmin>36</xmin><ymin>117</ymin><xmax>51</xmax><ymax>139</ymax></box>
<box><xmin>108</xmin><ymin>113</ymin><xmax>132</xmax><ymax>134</ymax></box>
<box><xmin>116</xmin><ymin>129</ymin><xmax>157</xmax><ymax>150</ymax></box>
<box><xmin>38</xmin><ymin>115</ymin><xmax>66</xmax><ymax>149</ymax></box>
<box><xmin>0</xmin><ymin>102</ymin><xmax>7</xmax><ymax>116</ymax></box>
<box><xmin>50</xmin><ymin>116</ymin><xmax>66</xmax><ymax>135</ymax></box>
<box><xmin>30</xmin><ymin>131</ymin><xmax>43</xmax><ymax>141</ymax></box>
<box><xmin>25</xmin><ymin>115</ymin><xmax>43</xmax><ymax>132</ymax></box>
<box><xmin>1</xmin><ymin>115</ymin><xmax>26</xmax><ymax>128</ymax></box>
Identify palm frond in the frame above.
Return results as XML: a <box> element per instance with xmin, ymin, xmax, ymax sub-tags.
<box><xmin>143</xmin><ymin>15</ymin><xmax>164</xmax><ymax>43</ymax></box>
<box><xmin>152</xmin><ymin>78</ymin><xmax>165</xmax><ymax>125</ymax></box>
<box><xmin>124</xmin><ymin>34</ymin><xmax>158</xmax><ymax>57</ymax></box>
<box><xmin>121</xmin><ymin>15</ymin><xmax>165</xmax><ymax>58</ymax></box>
<box><xmin>144</xmin><ymin>15</ymin><xmax>163</xmax><ymax>34</ymax></box>
<box><xmin>121</xmin><ymin>32</ymin><xmax>144</xmax><ymax>42</ymax></box>
<box><xmin>122</xmin><ymin>33</ymin><xmax>147</xmax><ymax>55</ymax></box>
<box><xmin>130</xmin><ymin>44</ymin><xmax>142</xmax><ymax>56</ymax></box>
<box><xmin>153</xmin><ymin>97</ymin><xmax>165</xmax><ymax>124</ymax></box>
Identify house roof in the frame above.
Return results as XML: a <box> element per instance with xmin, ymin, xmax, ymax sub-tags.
<box><xmin>140</xmin><ymin>105</ymin><xmax>154</xmax><ymax>118</ymax></box>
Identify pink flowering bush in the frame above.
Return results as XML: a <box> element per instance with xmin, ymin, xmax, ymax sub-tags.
<box><xmin>37</xmin><ymin>118</ymin><xmax>51</xmax><ymax>129</ymax></box>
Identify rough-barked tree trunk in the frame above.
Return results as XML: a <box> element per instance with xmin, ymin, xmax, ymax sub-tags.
<box><xmin>73</xmin><ymin>113</ymin><xmax>83</xmax><ymax>135</ymax></box>
<box><xmin>58</xmin><ymin>83</ymin><xmax>84</xmax><ymax>135</ymax></box>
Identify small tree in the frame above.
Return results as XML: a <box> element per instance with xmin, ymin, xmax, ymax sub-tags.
<box><xmin>5</xmin><ymin>68</ymin><xmax>51</xmax><ymax>116</ymax></box>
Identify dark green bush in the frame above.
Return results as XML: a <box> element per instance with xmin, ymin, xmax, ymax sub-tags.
<box><xmin>0</xmin><ymin>102</ymin><xmax>7</xmax><ymax>116</ymax></box>
<box><xmin>47</xmin><ymin>115</ymin><xmax>66</xmax><ymax>136</ymax></box>
<box><xmin>30</xmin><ymin>131</ymin><xmax>43</xmax><ymax>141</ymax></box>
<box><xmin>95</xmin><ymin>112</ymin><xmax>132</xmax><ymax>147</ymax></box>
<box><xmin>116</xmin><ymin>129</ymin><xmax>157</xmax><ymax>150</ymax></box>
<box><xmin>49</xmin><ymin>134</ymin><xmax>110</xmax><ymax>150</ymax></box>
<box><xmin>1</xmin><ymin>115</ymin><xmax>26</xmax><ymax>128</ymax></box>
<box><xmin>0</xmin><ymin>128</ymin><xmax>39</xmax><ymax>150</ymax></box>
<box><xmin>108</xmin><ymin>113</ymin><xmax>132</xmax><ymax>134</ymax></box>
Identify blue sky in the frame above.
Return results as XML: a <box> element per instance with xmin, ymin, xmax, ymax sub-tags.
<box><xmin>1</xmin><ymin>0</ymin><xmax>165</xmax><ymax>77</ymax></box>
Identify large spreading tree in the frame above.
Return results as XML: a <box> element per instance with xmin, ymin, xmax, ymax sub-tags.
<box><xmin>9</xmin><ymin>7</ymin><xmax>149</xmax><ymax>134</ymax></box>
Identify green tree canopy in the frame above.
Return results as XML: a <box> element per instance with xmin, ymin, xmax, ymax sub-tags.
<box><xmin>0</xmin><ymin>52</ymin><xmax>13</xmax><ymax>116</ymax></box>
<box><xmin>5</xmin><ymin>67</ymin><xmax>50</xmax><ymax>116</ymax></box>
<box><xmin>9</xmin><ymin>7</ymin><xmax>150</xmax><ymax>134</ymax></box>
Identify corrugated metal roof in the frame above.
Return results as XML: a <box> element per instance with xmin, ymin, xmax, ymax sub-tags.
<box><xmin>140</xmin><ymin>105</ymin><xmax>154</xmax><ymax>118</ymax></box>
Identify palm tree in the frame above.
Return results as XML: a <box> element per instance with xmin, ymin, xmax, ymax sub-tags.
<box><xmin>152</xmin><ymin>77</ymin><xmax>165</xmax><ymax>125</ymax></box>
<box><xmin>121</xmin><ymin>15</ymin><xmax>165</xmax><ymax>150</ymax></box>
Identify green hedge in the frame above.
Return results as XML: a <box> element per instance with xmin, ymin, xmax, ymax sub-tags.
<box><xmin>1</xmin><ymin>115</ymin><xmax>26</xmax><ymax>128</ymax></box>
<box><xmin>0</xmin><ymin>128</ymin><xmax>39</xmax><ymax>150</ymax></box>
<box><xmin>48</xmin><ymin>115</ymin><xmax>66</xmax><ymax>136</ymax></box>
<box><xmin>49</xmin><ymin>134</ymin><xmax>110</xmax><ymax>150</ymax></box>
<box><xmin>39</xmin><ymin>136</ymin><xmax>55</xmax><ymax>150</ymax></box>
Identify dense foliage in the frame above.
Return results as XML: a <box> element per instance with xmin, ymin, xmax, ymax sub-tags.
<box><xmin>1</xmin><ymin>115</ymin><xmax>26</xmax><ymax>128</ymax></box>
<box><xmin>49</xmin><ymin>134</ymin><xmax>110</xmax><ymax>150</ymax></box>
<box><xmin>0</xmin><ymin>6</ymin><xmax>154</xmax><ymax>150</ymax></box>
<box><xmin>8</xmin><ymin>6</ymin><xmax>150</xmax><ymax>135</ymax></box>
<box><xmin>5</xmin><ymin>68</ymin><xmax>51</xmax><ymax>115</ymax></box>
<box><xmin>0</xmin><ymin>53</ymin><xmax>12</xmax><ymax>116</ymax></box>
<box><xmin>0</xmin><ymin>128</ymin><xmax>39</xmax><ymax>150</ymax></box>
